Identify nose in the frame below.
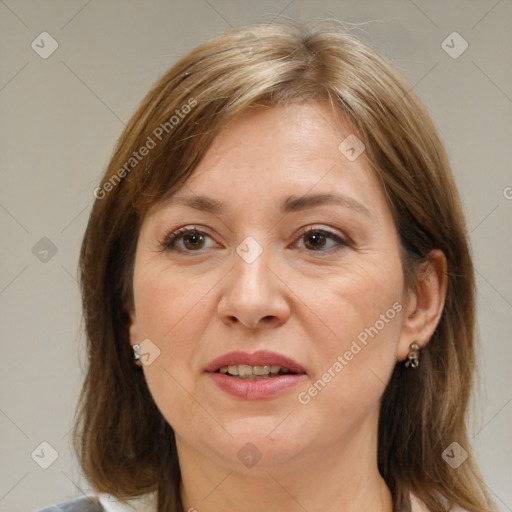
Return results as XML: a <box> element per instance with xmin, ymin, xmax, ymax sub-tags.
<box><xmin>217</xmin><ymin>246</ymin><xmax>290</xmax><ymax>330</ymax></box>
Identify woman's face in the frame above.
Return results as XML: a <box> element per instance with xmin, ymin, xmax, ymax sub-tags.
<box><xmin>129</xmin><ymin>102</ymin><xmax>413</xmax><ymax>473</ymax></box>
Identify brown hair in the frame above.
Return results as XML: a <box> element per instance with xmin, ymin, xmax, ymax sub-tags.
<box><xmin>74</xmin><ymin>19</ymin><xmax>495</xmax><ymax>512</ymax></box>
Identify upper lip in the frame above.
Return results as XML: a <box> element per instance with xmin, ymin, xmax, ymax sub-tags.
<box><xmin>205</xmin><ymin>350</ymin><xmax>306</xmax><ymax>374</ymax></box>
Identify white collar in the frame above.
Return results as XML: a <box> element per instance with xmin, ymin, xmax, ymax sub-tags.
<box><xmin>410</xmin><ymin>492</ymin><xmax>430</xmax><ymax>511</ymax></box>
<box><xmin>97</xmin><ymin>491</ymin><xmax>431</xmax><ymax>511</ymax></box>
<box><xmin>98</xmin><ymin>492</ymin><xmax>157</xmax><ymax>512</ymax></box>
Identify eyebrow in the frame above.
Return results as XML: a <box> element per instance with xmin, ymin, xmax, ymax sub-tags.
<box><xmin>164</xmin><ymin>193</ymin><xmax>371</xmax><ymax>218</ymax></box>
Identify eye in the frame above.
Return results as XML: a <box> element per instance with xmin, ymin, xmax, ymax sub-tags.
<box><xmin>160</xmin><ymin>226</ymin><xmax>217</xmax><ymax>252</ymax></box>
<box><xmin>160</xmin><ymin>225</ymin><xmax>349</xmax><ymax>254</ymax></box>
<box><xmin>293</xmin><ymin>227</ymin><xmax>349</xmax><ymax>253</ymax></box>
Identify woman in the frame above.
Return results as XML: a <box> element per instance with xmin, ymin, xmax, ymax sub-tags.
<box><xmin>37</xmin><ymin>20</ymin><xmax>495</xmax><ymax>512</ymax></box>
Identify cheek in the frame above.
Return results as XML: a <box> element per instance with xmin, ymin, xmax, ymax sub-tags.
<box><xmin>291</xmin><ymin>255</ymin><xmax>405</xmax><ymax>408</ymax></box>
<box><xmin>132</xmin><ymin>258</ymin><xmax>214</xmax><ymax>347</ymax></box>
<box><xmin>292</xmin><ymin>251</ymin><xmax>404</xmax><ymax>348</ymax></box>
<box><xmin>132</xmin><ymin>263</ymin><xmax>218</xmax><ymax>427</ymax></box>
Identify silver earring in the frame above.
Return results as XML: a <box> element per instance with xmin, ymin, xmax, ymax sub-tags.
<box><xmin>405</xmin><ymin>342</ymin><xmax>420</xmax><ymax>369</ymax></box>
<box><xmin>133</xmin><ymin>344</ymin><xmax>143</xmax><ymax>367</ymax></box>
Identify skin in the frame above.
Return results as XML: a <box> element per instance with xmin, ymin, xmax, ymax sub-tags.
<box><xmin>129</xmin><ymin>102</ymin><xmax>447</xmax><ymax>512</ymax></box>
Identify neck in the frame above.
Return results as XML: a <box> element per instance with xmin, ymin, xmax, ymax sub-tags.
<box><xmin>176</xmin><ymin>410</ymin><xmax>393</xmax><ymax>512</ymax></box>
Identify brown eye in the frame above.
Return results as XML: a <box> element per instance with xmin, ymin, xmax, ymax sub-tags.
<box><xmin>296</xmin><ymin>228</ymin><xmax>348</xmax><ymax>252</ymax></box>
<box><xmin>162</xmin><ymin>227</ymin><xmax>215</xmax><ymax>252</ymax></box>
<box><xmin>303</xmin><ymin>231</ymin><xmax>328</xmax><ymax>250</ymax></box>
<box><xmin>182</xmin><ymin>232</ymin><xmax>205</xmax><ymax>250</ymax></box>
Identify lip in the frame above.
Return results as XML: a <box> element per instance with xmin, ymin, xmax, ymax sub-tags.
<box><xmin>204</xmin><ymin>350</ymin><xmax>307</xmax><ymax>400</ymax></box>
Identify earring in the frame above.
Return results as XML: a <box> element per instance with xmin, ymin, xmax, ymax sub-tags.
<box><xmin>132</xmin><ymin>344</ymin><xmax>143</xmax><ymax>367</ymax></box>
<box><xmin>405</xmin><ymin>342</ymin><xmax>420</xmax><ymax>369</ymax></box>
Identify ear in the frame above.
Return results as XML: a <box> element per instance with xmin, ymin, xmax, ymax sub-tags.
<box><xmin>397</xmin><ymin>249</ymin><xmax>448</xmax><ymax>361</ymax></box>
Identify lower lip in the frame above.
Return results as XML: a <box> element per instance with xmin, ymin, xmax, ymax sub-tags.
<box><xmin>207</xmin><ymin>372</ymin><xmax>306</xmax><ymax>400</ymax></box>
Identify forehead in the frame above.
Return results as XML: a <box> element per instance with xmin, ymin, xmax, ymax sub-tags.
<box><xmin>146</xmin><ymin>102</ymin><xmax>390</xmax><ymax>227</ymax></box>
<box><xmin>192</xmin><ymin>102</ymin><xmax>355</xmax><ymax>171</ymax></box>
<box><xmin>177</xmin><ymin>103</ymin><xmax>382</xmax><ymax>211</ymax></box>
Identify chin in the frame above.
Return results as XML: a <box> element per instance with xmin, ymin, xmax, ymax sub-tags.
<box><xmin>200</xmin><ymin>415</ymin><xmax>312</xmax><ymax>471</ymax></box>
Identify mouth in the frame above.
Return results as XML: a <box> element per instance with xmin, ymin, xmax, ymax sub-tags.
<box><xmin>204</xmin><ymin>350</ymin><xmax>307</xmax><ymax>399</ymax></box>
<box><xmin>205</xmin><ymin>350</ymin><xmax>306</xmax><ymax>378</ymax></box>
<box><xmin>216</xmin><ymin>364</ymin><xmax>302</xmax><ymax>379</ymax></box>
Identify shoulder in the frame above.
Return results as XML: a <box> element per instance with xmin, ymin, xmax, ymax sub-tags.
<box><xmin>410</xmin><ymin>492</ymin><xmax>469</xmax><ymax>512</ymax></box>
<box><xmin>35</xmin><ymin>496</ymin><xmax>103</xmax><ymax>512</ymax></box>
<box><xmin>36</xmin><ymin>491</ymin><xmax>157</xmax><ymax>512</ymax></box>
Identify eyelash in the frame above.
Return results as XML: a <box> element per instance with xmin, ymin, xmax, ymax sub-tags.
<box><xmin>158</xmin><ymin>225</ymin><xmax>350</xmax><ymax>255</ymax></box>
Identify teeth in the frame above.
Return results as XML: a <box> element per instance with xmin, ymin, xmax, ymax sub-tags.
<box><xmin>218</xmin><ymin>364</ymin><xmax>290</xmax><ymax>378</ymax></box>
<box><xmin>253</xmin><ymin>365</ymin><xmax>270</xmax><ymax>376</ymax></box>
<box><xmin>227</xmin><ymin>365</ymin><xmax>239</xmax><ymax>375</ymax></box>
<box><xmin>238</xmin><ymin>364</ymin><xmax>253</xmax><ymax>378</ymax></box>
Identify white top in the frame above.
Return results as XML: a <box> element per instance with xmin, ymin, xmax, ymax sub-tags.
<box><xmin>98</xmin><ymin>492</ymin><xmax>157</xmax><ymax>511</ymax></box>
<box><xmin>98</xmin><ymin>491</ymin><xmax>432</xmax><ymax>511</ymax></box>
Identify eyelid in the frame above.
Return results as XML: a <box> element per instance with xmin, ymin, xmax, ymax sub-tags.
<box><xmin>159</xmin><ymin>224</ymin><xmax>351</xmax><ymax>253</ymax></box>
<box><xmin>292</xmin><ymin>225</ymin><xmax>350</xmax><ymax>252</ymax></box>
<box><xmin>158</xmin><ymin>225</ymin><xmax>214</xmax><ymax>251</ymax></box>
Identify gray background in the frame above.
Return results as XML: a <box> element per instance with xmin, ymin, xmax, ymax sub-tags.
<box><xmin>0</xmin><ymin>1</ymin><xmax>511</xmax><ymax>511</ymax></box>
